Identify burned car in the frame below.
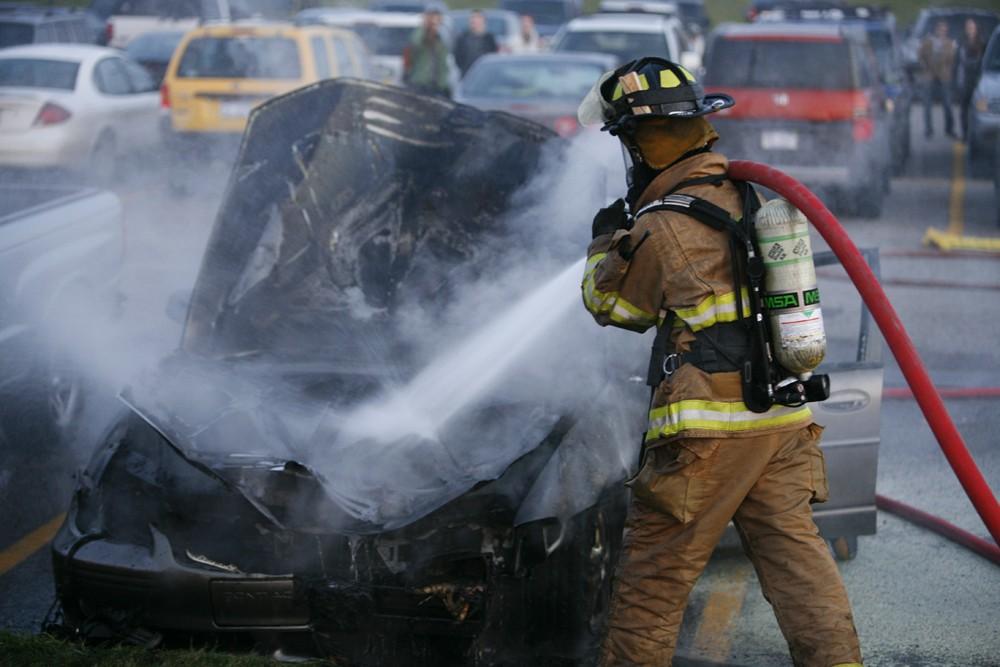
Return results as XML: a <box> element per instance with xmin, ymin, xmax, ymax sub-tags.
<box><xmin>50</xmin><ymin>79</ymin><xmax>644</xmax><ymax>665</ymax></box>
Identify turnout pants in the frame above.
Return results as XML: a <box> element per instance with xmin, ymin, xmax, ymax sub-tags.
<box><xmin>599</xmin><ymin>424</ymin><xmax>862</xmax><ymax>667</ymax></box>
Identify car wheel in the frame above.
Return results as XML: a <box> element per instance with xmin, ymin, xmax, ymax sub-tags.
<box><xmin>891</xmin><ymin>139</ymin><xmax>907</xmax><ymax>176</ymax></box>
<box><xmin>969</xmin><ymin>135</ymin><xmax>994</xmax><ymax>179</ymax></box>
<box><xmin>853</xmin><ymin>180</ymin><xmax>884</xmax><ymax>219</ymax></box>
<box><xmin>89</xmin><ymin>132</ymin><xmax>117</xmax><ymax>186</ymax></box>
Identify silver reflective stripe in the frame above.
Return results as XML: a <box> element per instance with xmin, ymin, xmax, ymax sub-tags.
<box><xmin>635</xmin><ymin>194</ymin><xmax>696</xmax><ymax>219</ymax></box>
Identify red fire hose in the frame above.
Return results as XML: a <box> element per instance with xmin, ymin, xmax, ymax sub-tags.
<box><xmin>728</xmin><ymin>160</ymin><xmax>1000</xmax><ymax>548</ymax></box>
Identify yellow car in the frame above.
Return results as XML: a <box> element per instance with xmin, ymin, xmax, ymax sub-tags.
<box><xmin>160</xmin><ymin>21</ymin><xmax>370</xmax><ymax>193</ymax></box>
<box><xmin>162</xmin><ymin>22</ymin><xmax>371</xmax><ymax>135</ymax></box>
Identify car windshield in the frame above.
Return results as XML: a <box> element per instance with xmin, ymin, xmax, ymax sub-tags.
<box><xmin>557</xmin><ymin>30</ymin><xmax>667</xmax><ymax>64</ymax></box>
<box><xmin>461</xmin><ymin>59</ymin><xmax>604</xmax><ymax>99</ymax></box>
<box><xmin>501</xmin><ymin>0</ymin><xmax>570</xmax><ymax>25</ymax></box>
<box><xmin>705</xmin><ymin>39</ymin><xmax>853</xmax><ymax>89</ymax></box>
<box><xmin>126</xmin><ymin>31</ymin><xmax>185</xmax><ymax>61</ymax></box>
<box><xmin>177</xmin><ymin>36</ymin><xmax>302</xmax><ymax>79</ymax></box>
<box><xmin>0</xmin><ymin>58</ymin><xmax>79</xmax><ymax>90</ymax></box>
<box><xmin>353</xmin><ymin>24</ymin><xmax>414</xmax><ymax>56</ymax></box>
<box><xmin>0</xmin><ymin>22</ymin><xmax>34</xmax><ymax>48</ymax></box>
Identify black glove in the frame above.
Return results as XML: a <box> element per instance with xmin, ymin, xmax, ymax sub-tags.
<box><xmin>591</xmin><ymin>198</ymin><xmax>630</xmax><ymax>239</ymax></box>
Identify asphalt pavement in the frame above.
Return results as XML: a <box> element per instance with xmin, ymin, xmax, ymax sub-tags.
<box><xmin>1</xmin><ymin>109</ymin><xmax>998</xmax><ymax>664</ymax></box>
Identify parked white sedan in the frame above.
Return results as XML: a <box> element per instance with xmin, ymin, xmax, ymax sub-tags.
<box><xmin>0</xmin><ymin>44</ymin><xmax>160</xmax><ymax>181</ymax></box>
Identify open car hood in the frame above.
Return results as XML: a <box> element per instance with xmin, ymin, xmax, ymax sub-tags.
<box><xmin>128</xmin><ymin>79</ymin><xmax>644</xmax><ymax>534</ymax></box>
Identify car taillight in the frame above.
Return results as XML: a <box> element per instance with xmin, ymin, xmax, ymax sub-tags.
<box><xmin>160</xmin><ymin>83</ymin><xmax>170</xmax><ymax>108</ymax></box>
<box><xmin>103</xmin><ymin>21</ymin><xmax>113</xmax><ymax>46</ymax></box>
<box><xmin>851</xmin><ymin>90</ymin><xmax>873</xmax><ymax>142</ymax></box>
<box><xmin>553</xmin><ymin>115</ymin><xmax>578</xmax><ymax>138</ymax></box>
<box><xmin>33</xmin><ymin>102</ymin><xmax>71</xmax><ymax>126</ymax></box>
<box><xmin>852</xmin><ymin>117</ymin><xmax>874</xmax><ymax>142</ymax></box>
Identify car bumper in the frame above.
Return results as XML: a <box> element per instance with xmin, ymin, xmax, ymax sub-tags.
<box><xmin>161</xmin><ymin>120</ymin><xmax>242</xmax><ymax>163</ymax></box>
<box><xmin>0</xmin><ymin>127</ymin><xmax>89</xmax><ymax>169</ymax></box>
<box><xmin>52</xmin><ymin>512</ymin><xmax>310</xmax><ymax>632</ymax></box>
<box><xmin>971</xmin><ymin>111</ymin><xmax>1000</xmax><ymax>142</ymax></box>
<box><xmin>52</xmin><ymin>508</ymin><xmax>485</xmax><ymax>637</ymax></box>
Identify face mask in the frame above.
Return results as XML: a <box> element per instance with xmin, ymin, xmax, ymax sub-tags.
<box><xmin>633</xmin><ymin>117</ymin><xmax>719</xmax><ymax>170</ymax></box>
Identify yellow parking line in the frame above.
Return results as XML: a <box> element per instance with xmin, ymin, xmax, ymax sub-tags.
<box><xmin>922</xmin><ymin>141</ymin><xmax>1000</xmax><ymax>252</ymax></box>
<box><xmin>946</xmin><ymin>141</ymin><xmax>966</xmax><ymax>236</ymax></box>
<box><xmin>0</xmin><ymin>514</ymin><xmax>66</xmax><ymax>577</ymax></box>
<box><xmin>691</xmin><ymin>560</ymin><xmax>752</xmax><ymax>661</ymax></box>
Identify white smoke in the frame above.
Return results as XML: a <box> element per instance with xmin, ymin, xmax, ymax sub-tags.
<box><xmin>11</xmin><ymin>121</ymin><xmax>646</xmax><ymax>532</ymax></box>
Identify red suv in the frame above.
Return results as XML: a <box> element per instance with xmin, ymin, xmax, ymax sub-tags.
<box><xmin>705</xmin><ymin>22</ymin><xmax>891</xmax><ymax>218</ymax></box>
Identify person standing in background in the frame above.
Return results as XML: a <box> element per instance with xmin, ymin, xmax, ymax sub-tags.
<box><xmin>454</xmin><ymin>11</ymin><xmax>498</xmax><ymax>75</ymax></box>
<box><xmin>918</xmin><ymin>20</ymin><xmax>958</xmax><ymax>139</ymax></box>
<box><xmin>957</xmin><ymin>18</ymin><xmax>986</xmax><ymax>142</ymax></box>
<box><xmin>403</xmin><ymin>8</ymin><xmax>452</xmax><ymax>98</ymax></box>
<box><xmin>515</xmin><ymin>14</ymin><xmax>541</xmax><ymax>53</ymax></box>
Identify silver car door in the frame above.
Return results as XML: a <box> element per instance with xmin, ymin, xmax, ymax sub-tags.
<box><xmin>810</xmin><ymin>248</ymin><xmax>884</xmax><ymax>545</ymax></box>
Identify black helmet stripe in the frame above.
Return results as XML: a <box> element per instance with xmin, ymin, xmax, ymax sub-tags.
<box><xmin>626</xmin><ymin>84</ymin><xmax>706</xmax><ymax>107</ymax></box>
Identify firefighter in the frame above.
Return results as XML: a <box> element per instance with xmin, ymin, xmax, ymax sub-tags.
<box><xmin>577</xmin><ymin>58</ymin><xmax>863</xmax><ymax>667</ymax></box>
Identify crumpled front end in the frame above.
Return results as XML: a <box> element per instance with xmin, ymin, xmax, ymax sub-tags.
<box><xmin>52</xmin><ymin>408</ymin><xmax>626</xmax><ymax>665</ymax></box>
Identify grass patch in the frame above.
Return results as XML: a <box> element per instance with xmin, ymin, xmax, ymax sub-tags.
<box><xmin>0</xmin><ymin>631</ymin><xmax>332</xmax><ymax>667</ymax></box>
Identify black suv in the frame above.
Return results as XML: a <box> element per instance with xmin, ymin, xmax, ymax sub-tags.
<box><xmin>0</xmin><ymin>4</ymin><xmax>98</xmax><ymax>48</ymax></box>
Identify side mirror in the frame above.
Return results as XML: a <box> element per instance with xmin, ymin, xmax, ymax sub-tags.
<box><xmin>166</xmin><ymin>289</ymin><xmax>191</xmax><ymax>324</ymax></box>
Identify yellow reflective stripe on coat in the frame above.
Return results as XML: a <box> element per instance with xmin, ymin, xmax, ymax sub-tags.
<box><xmin>673</xmin><ymin>289</ymin><xmax>751</xmax><ymax>332</ymax></box>
<box><xmin>582</xmin><ymin>252</ymin><xmax>658</xmax><ymax>330</ymax></box>
<box><xmin>645</xmin><ymin>399</ymin><xmax>812</xmax><ymax>442</ymax></box>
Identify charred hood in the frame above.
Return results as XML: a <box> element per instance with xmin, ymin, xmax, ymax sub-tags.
<box><xmin>121</xmin><ymin>80</ymin><xmax>641</xmax><ymax>535</ymax></box>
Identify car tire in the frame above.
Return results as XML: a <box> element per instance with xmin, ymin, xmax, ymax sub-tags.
<box><xmin>969</xmin><ymin>137</ymin><xmax>994</xmax><ymax>180</ymax></box>
<box><xmin>89</xmin><ymin>132</ymin><xmax>117</xmax><ymax>187</ymax></box>
<box><xmin>853</xmin><ymin>180</ymin><xmax>884</xmax><ymax>219</ymax></box>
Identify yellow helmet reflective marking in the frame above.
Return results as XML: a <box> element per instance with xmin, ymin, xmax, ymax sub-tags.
<box><xmin>660</xmin><ymin>70</ymin><xmax>681</xmax><ymax>88</ymax></box>
<box><xmin>679</xmin><ymin>66</ymin><xmax>695</xmax><ymax>82</ymax></box>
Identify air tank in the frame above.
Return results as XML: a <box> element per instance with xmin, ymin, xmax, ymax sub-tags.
<box><xmin>754</xmin><ymin>199</ymin><xmax>826</xmax><ymax>379</ymax></box>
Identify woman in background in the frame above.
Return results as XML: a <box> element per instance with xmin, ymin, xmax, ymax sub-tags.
<box><xmin>957</xmin><ymin>18</ymin><xmax>986</xmax><ymax>142</ymax></box>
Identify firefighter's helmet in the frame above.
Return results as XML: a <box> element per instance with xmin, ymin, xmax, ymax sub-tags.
<box><xmin>578</xmin><ymin>57</ymin><xmax>734</xmax><ymax>136</ymax></box>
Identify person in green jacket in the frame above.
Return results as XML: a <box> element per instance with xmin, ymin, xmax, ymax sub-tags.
<box><xmin>403</xmin><ymin>9</ymin><xmax>452</xmax><ymax>98</ymax></box>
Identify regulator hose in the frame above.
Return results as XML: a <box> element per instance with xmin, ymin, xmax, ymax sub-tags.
<box><xmin>728</xmin><ymin>160</ymin><xmax>1000</xmax><ymax>547</ymax></box>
